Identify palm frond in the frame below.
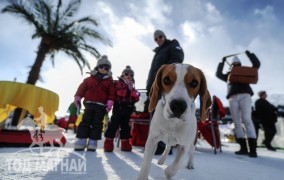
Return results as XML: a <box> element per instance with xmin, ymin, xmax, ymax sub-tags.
<box><xmin>41</xmin><ymin>1</ymin><xmax>53</xmax><ymax>32</ymax></box>
<box><xmin>60</xmin><ymin>23</ymin><xmax>112</xmax><ymax>48</ymax></box>
<box><xmin>58</xmin><ymin>16</ymin><xmax>98</xmax><ymax>35</ymax></box>
<box><xmin>62</xmin><ymin>48</ymin><xmax>91</xmax><ymax>74</ymax></box>
<box><xmin>50</xmin><ymin>53</ymin><xmax>55</xmax><ymax>68</ymax></box>
<box><xmin>76</xmin><ymin>17</ymin><xmax>99</xmax><ymax>26</ymax></box>
<box><xmin>38</xmin><ymin>74</ymin><xmax>45</xmax><ymax>83</ymax></box>
<box><xmin>78</xmin><ymin>44</ymin><xmax>101</xmax><ymax>59</ymax></box>
<box><xmin>1</xmin><ymin>0</ymin><xmax>44</xmax><ymax>32</ymax></box>
<box><xmin>80</xmin><ymin>27</ymin><xmax>112</xmax><ymax>46</ymax></box>
<box><xmin>53</xmin><ymin>0</ymin><xmax>62</xmax><ymax>32</ymax></box>
<box><xmin>61</xmin><ymin>0</ymin><xmax>81</xmax><ymax>19</ymax></box>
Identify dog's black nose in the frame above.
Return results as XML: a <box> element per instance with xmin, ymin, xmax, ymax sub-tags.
<box><xmin>170</xmin><ymin>99</ymin><xmax>187</xmax><ymax>118</ymax></box>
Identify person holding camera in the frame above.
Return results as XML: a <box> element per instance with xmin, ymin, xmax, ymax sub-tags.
<box><xmin>216</xmin><ymin>50</ymin><xmax>260</xmax><ymax>157</ymax></box>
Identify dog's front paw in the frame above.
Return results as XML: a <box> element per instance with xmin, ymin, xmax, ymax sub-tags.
<box><xmin>165</xmin><ymin>165</ymin><xmax>178</xmax><ymax>179</ymax></box>
<box><xmin>136</xmin><ymin>175</ymin><xmax>148</xmax><ymax>180</ymax></box>
<box><xmin>158</xmin><ymin>156</ymin><xmax>166</xmax><ymax>165</ymax></box>
<box><xmin>186</xmin><ymin>162</ymin><xmax>194</xmax><ymax>169</ymax></box>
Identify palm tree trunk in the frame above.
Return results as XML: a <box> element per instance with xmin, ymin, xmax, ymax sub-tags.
<box><xmin>26</xmin><ymin>40</ymin><xmax>50</xmax><ymax>84</ymax></box>
<box><xmin>11</xmin><ymin>40</ymin><xmax>49</xmax><ymax>126</ymax></box>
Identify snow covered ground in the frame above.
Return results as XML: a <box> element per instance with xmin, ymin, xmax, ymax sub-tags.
<box><xmin>1</xmin><ymin>131</ymin><xmax>284</xmax><ymax>180</ymax></box>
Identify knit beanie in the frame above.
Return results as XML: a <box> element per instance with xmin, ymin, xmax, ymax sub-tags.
<box><xmin>122</xmin><ymin>65</ymin><xmax>134</xmax><ymax>76</ymax></box>
<box><xmin>231</xmin><ymin>56</ymin><xmax>241</xmax><ymax>64</ymax></box>
<box><xmin>154</xmin><ymin>30</ymin><xmax>166</xmax><ymax>39</ymax></box>
<box><xmin>96</xmin><ymin>55</ymin><xmax>112</xmax><ymax>68</ymax></box>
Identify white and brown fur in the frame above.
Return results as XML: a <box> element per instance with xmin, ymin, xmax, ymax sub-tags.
<box><xmin>137</xmin><ymin>63</ymin><xmax>211</xmax><ymax>180</ymax></box>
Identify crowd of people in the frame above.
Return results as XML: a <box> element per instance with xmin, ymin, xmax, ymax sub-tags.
<box><xmin>69</xmin><ymin>29</ymin><xmax>279</xmax><ymax>157</ymax></box>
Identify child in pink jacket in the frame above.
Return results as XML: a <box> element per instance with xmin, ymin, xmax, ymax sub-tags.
<box><xmin>104</xmin><ymin>66</ymin><xmax>140</xmax><ymax>152</ymax></box>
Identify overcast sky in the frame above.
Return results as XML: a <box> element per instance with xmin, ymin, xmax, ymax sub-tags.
<box><xmin>1</xmin><ymin>0</ymin><xmax>284</xmax><ymax>116</ymax></box>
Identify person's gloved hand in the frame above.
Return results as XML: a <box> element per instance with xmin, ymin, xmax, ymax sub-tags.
<box><xmin>74</xmin><ymin>96</ymin><xmax>81</xmax><ymax>108</ymax></box>
<box><xmin>131</xmin><ymin>90</ymin><xmax>140</xmax><ymax>102</ymax></box>
<box><xmin>127</xmin><ymin>80</ymin><xmax>134</xmax><ymax>89</ymax></box>
<box><xmin>245</xmin><ymin>50</ymin><xmax>250</xmax><ymax>56</ymax></box>
<box><xmin>106</xmin><ymin>100</ymin><xmax>114</xmax><ymax>112</ymax></box>
<box><xmin>131</xmin><ymin>90</ymin><xmax>140</xmax><ymax>98</ymax></box>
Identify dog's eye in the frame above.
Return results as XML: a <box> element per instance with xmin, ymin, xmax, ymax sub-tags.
<box><xmin>163</xmin><ymin>77</ymin><xmax>171</xmax><ymax>85</ymax></box>
<box><xmin>189</xmin><ymin>79</ymin><xmax>198</xmax><ymax>88</ymax></box>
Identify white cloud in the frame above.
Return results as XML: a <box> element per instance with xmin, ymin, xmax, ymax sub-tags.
<box><xmin>143</xmin><ymin>0</ymin><xmax>172</xmax><ymax>26</ymax></box>
<box><xmin>205</xmin><ymin>2</ymin><xmax>222</xmax><ymax>24</ymax></box>
<box><xmin>182</xmin><ymin>21</ymin><xmax>200</xmax><ymax>42</ymax></box>
<box><xmin>254</xmin><ymin>5</ymin><xmax>276</xmax><ymax>21</ymax></box>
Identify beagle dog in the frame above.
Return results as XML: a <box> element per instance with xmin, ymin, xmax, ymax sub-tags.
<box><xmin>137</xmin><ymin>63</ymin><xmax>212</xmax><ymax>180</ymax></box>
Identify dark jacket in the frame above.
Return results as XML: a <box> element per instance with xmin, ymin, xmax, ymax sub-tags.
<box><xmin>75</xmin><ymin>74</ymin><xmax>115</xmax><ymax>104</ymax></box>
<box><xmin>146</xmin><ymin>39</ymin><xmax>184</xmax><ymax>93</ymax></box>
<box><xmin>255</xmin><ymin>98</ymin><xmax>278</xmax><ymax>125</ymax></box>
<box><xmin>216</xmin><ymin>51</ymin><xmax>261</xmax><ymax>99</ymax></box>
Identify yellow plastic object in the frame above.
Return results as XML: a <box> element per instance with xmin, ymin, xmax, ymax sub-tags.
<box><xmin>0</xmin><ymin>81</ymin><xmax>59</xmax><ymax>124</ymax></box>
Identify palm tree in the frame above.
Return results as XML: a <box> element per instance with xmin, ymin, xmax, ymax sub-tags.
<box><xmin>2</xmin><ymin>0</ymin><xmax>112</xmax><ymax>125</ymax></box>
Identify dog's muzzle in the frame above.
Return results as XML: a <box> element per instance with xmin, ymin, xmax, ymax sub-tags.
<box><xmin>169</xmin><ymin>99</ymin><xmax>187</xmax><ymax>118</ymax></box>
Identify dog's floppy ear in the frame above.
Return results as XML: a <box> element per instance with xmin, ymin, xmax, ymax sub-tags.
<box><xmin>148</xmin><ymin>65</ymin><xmax>168</xmax><ymax>112</ymax></box>
<box><xmin>197</xmin><ymin>68</ymin><xmax>212</xmax><ymax>122</ymax></box>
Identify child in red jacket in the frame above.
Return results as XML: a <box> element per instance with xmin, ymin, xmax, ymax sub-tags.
<box><xmin>73</xmin><ymin>55</ymin><xmax>115</xmax><ymax>151</ymax></box>
<box><xmin>104</xmin><ymin>66</ymin><xmax>140</xmax><ymax>152</ymax></box>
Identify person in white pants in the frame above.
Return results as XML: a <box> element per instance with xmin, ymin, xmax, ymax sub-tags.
<box><xmin>216</xmin><ymin>50</ymin><xmax>260</xmax><ymax>158</ymax></box>
<box><xmin>229</xmin><ymin>93</ymin><xmax>256</xmax><ymax>138</ymax></box>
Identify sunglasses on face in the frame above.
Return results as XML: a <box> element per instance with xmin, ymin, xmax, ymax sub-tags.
<box><xmin>98</xmin><ymin>65</ymin><xmax>110</xmax><ymax>71</ymax></box>
<box><xmin>154</xmin><ymin>35</ymin><xmax>163</xmax><ymax>42</ymax></box>
<box><xmin>124</xmin><ymin>73</ymin><xmax>133</xmax><ymax>77</ymax></box>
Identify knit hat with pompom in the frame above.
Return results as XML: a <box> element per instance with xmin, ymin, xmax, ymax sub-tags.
<box><xmin>91</xmin><ymin>55</ymin><xmax>112</xmax><ymax>76</ymax></box>
<box><xmin>122</xmin><ymin>65</ymin><xmax>134</xmax><ymax>76</ymax></box>
<box><xmin>96</xmin><ymin>55</ymin><xmax>112</xmax><ymax>68</ymax></box>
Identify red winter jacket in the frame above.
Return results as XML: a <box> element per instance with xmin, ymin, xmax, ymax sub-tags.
<box><xmin>114</xmin><ymin>78</ymin><xmax>139</xmax><ymax>104</ymax></box>
<box><xmin>75</xmin><ymin>75</ymin><xmax>115</xmax><ymax>104</ymax></box>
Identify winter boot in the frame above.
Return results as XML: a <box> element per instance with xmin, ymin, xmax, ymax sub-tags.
<box><xmin>235</xmin><ymin>138</ymin><xmax>249</xmax><ymax>155</ymax></box>
<box><xmin>104</xmin><ymin>138</ymin><xmax>114</xmax><ymax>152</ymax></box>
<box><xmin>248</xmin><ymin>138</ymin><xmax>258</xmax><ymax>158</ymax></box>
<box><xmin>121</xmin><ymin>139</ymin><xmax>132</xmax><ymax>152</ymax></box>
<box><xmin>74</xmin><ymin>138</ymin><xmax>87</xmax><ymax>151</ymax></box>
<box><xmin>264</xmin><ymin>140</ymin><xmax>277</xmax><ymax>151</ymax></box>
<box><xmin>87</xmin><ymin>139</ymin><xmax>98</xmax><ymax>151</ymax></box>
<box><xmin>267</xmin><ymin>145</ymin><xmax>277</xmax><ymax>151</ymax></box>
